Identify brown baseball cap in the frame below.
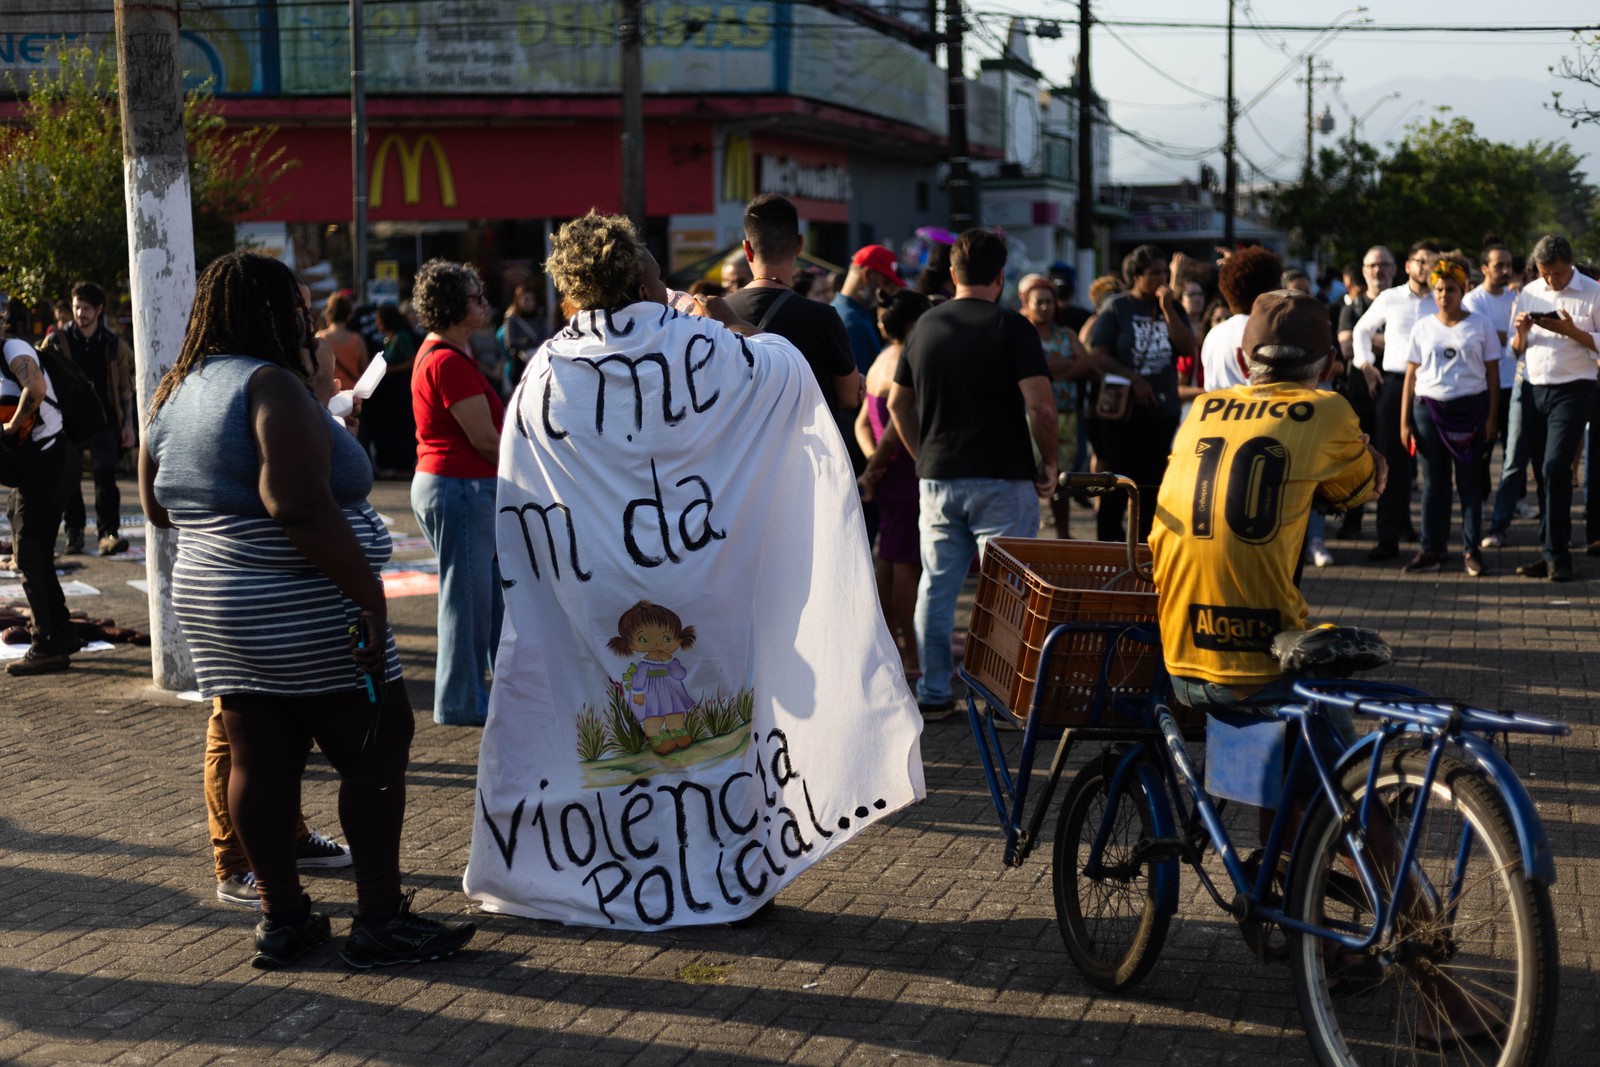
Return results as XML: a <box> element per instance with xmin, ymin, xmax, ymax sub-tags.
<box><xmin>1241</xmin><ymin>289</ymin><xmax>1332</xmax><ymax>366</ymax></box>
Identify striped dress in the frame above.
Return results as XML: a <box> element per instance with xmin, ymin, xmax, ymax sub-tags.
<box><xmin>147</xmin><ymin>355</ymin><xmax>402</xmax><ymax>698</ymax></box>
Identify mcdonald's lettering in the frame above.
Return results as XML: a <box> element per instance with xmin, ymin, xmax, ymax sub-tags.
<box><xmin>370</xmin><ymin>134</ymin><xmax>458</xmax><ymax>210</ymax></box>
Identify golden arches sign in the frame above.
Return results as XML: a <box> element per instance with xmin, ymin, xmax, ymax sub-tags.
<box><xmin>370</xmin><ymin>134</ymin><xmax>458</xmax><ymax>210</ymax></box>
<box><xmin>721</xmin><ymin>134</ymin><xmax>752</xmax><ymax>204</ymax></box>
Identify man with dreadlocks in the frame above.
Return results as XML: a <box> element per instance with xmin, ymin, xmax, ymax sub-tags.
<box><xmin>139</xmin><ymin>251</ymin><xmax>474</xmax><ymax>970</ymax></box>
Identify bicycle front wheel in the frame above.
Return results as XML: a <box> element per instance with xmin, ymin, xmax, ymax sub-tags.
<box><xmin>1053</xmin><ymin>753</ymin><xmax>1171</xmax><ymax>991</ymax></box>
<box><xmin>1287</xmin><ymin>748</ymin><xmax>1558</xmax><ymax>1067</ymax></box>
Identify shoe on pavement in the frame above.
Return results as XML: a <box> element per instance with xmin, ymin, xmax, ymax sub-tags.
<box><xmin>1402</xmin><ymin>551</ymin><xmax>1444</xmax><ymax>573</ymax></box>
<box><xmin>217</xmin><ymin>870</ymin><xmax>262</xmax><ymax>910</ymax></box>
<box><xmin>917</xmin><ymin>698</ymin><xmax>956</xmax><ymax>721</ymax></box>
<box><xmin>1464</xmin><ymin>551</ymin><xmax>1486</xmax><ymax>577</ymax></box>
<box><xmin>340</xmin><ymin>891</ymin><xmax>476</xmax><ymax>969</ymax></box>
<box><xmin>1550</xmin><ymin>564</ymin><xmax>1577</xmax><ymax>582</ymax></box>
<box><xmin>1480</xmin><ymin>531</ymin><xmax>1506</xmax><ymax>549</ymax></box>
<box><xmin>1516</xmin><ymin>559</ymin><xmax>1549</xmax><ymax>579</ymax></box>
<box><xmin>1514</xmin><ymin>500</ymin><xmax>1539</xmax><ymax>520</ymax></box>
<box><xmin>1367</xmin><ymin>541</ymin><xmax>1399</xmax><ymax>562</ymax></box>
<box><xmin>5</xmin><ymin>648</ymin><xmax>72</xmax><ymax>676</ymax></box>
<box><xmin>1309</xmin><ymin>539</ymin><xmax>1334</xmax><ymax>568</ymax></box>
<box><xmin>297</xmin><ymin>829</ymin><xmax>353</xmax><ymax>870</ymax></box>
<box><xmin>64</xmin><ymin>528</ymin><xmax>85</xmax><ymax>555</ymax></box>
<box><xmin>250</xmin><ymin>896</ymin><xmax>331</xmax><ymax>969</ymax></box>
<box><xmin>97</xmin><ymin>533</ymin><xmax>129</xmax><ymax>556</ymax></box>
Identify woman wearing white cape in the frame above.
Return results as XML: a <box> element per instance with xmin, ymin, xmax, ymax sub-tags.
<box><xmin>465</xmin><ymin>213</ymin><xmax>925</xmax><ymax>929</ymax></box>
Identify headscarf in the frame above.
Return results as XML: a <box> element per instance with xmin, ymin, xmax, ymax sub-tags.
<box><xmin>1429</xmin><ymin>259</ymin><xmax>1470</xmax><ymax>291</ymax></box>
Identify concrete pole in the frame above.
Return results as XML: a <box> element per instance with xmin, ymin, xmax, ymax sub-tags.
<box><xmin>944</xmin><ymin>0</ymin><xmax>973</xmax><ymax>231</ymax></box>
<box><xmin>619</xmin><ymin>0</ymin><xmax>645</xmax><ymax>227</ymax></box>
<box><xmin>115</xmin><ymin>0</ymin><xmax>196</xmax><ymax>691</ymax></box>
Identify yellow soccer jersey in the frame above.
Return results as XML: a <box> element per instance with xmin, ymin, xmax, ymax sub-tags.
<box><xmin>1150</xmin><ymin>383</ymin><xmax>1377</xmax><ymax>685</ymax></box>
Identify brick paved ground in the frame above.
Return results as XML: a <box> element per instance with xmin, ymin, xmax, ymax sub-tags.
<box><xmin>0</xmin><ymin>478</ymin><xmax>1595</xmax><ymax>1065</ymax></box>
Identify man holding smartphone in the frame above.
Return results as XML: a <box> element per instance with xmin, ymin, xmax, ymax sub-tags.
<box><xmin>1507</xmin><ymin>235</ymin><xmax>1600</xmax><ymax>581</ymax></box>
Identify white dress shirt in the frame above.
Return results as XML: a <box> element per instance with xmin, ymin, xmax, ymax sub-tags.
<box><xmin>1461</xmin><ymin>285</ymin><xmax>1518</xmax><ymax>390</ymax></box>
<box><xmin>1353</xmin><ymin>284</ymin><xmax>1438</xmax><ymax>374</ymax></box>
<box><xmin>1199</xmin><ymin>313</ymin><xmax>1250</xmax><ymax>390</ymax></box>
<box><xmin>1511</xmin><ymin>269</ymin><xmax>1600</xmax><ymax>386</ymax></box>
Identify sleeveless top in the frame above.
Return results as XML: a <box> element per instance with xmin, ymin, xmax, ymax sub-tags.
<box><xmin>147</xmin><ymin>356</ymin><xmax>401</xmax><ymax>697</ymax></box>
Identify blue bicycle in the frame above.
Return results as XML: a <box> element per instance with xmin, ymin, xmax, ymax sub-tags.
<box><xmin>963</xmin><ymin>473</ymin><xmax>1569</xmax><ymax>1067</ymax></box>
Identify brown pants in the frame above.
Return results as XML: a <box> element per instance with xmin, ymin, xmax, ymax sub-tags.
<box><xmin>205</xmin><ymin>700</ymin><xmax>310</xmax><ymax>881</ymax></box>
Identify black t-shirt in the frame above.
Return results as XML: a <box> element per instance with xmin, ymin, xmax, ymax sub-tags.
<box><xmin>893</xmin><ymin>297</ymin><xmax>1048</xmax><ymax>481</ymax></box>
<box><xmin>61</xmin><ymin>326</ymin><xmax>117</xmax><ymax>421</ymax></box>
<box><xmin>723</xmin><ymin>286</ymin><xmax>855</xmax><ymax>401</ymax></box>
<box><xmin>1088</xmin><ymin>293</ymin><xmax>1186</xmax><ymax>419</ymax></box>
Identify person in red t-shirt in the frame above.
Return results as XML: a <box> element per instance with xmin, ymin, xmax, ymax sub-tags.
<box><xmin>410</xmin><ymin>259</ymin><xmax>505</xmax><ymax>726</ymax></box>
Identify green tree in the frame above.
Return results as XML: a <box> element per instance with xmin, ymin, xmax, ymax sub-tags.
<box><xmin>0</xmin><ymin>47</ymin><xmax>287</xmax><ymax>310</ymax></box>
<box><xmin>1272</xmin><ymin>113</ymin><xmax>1599</xmax><ymax>266</ymax></box>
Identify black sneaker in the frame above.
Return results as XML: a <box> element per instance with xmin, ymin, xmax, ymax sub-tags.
<box><xmin>5</xmin><ymin>648</ymin><xmax>71</xmax><ymax>677</ymax></box>
<box><xmin>217</xmin><ymin>870</ymin><xmax>262</xmax><ymax>910</ymax></box>
<box><xmin>340</xmin><ymin>892</ymin><xmax>476</xmax><ymax>969</ymax></box>
<box><xmin>1367</xmin><ymin>541</ymin><xmax>1399</xmax><ymax>562</ymax></box>
<box><xmin>1515</xmin><ymin>559</ymin><xmax>1549</xmax><ymax>579</ymax></box>
<box><xmin>917</xmin><ymin>699</ymin><xmax>956</xmax><ymax>722</ymax></box>
<box><xmin>250</xmin><ymin>896</ymin><xmax>331</xmax><ymax>969</ymax></box>
<box><xmin>1401</xmin><ymin>550</ymin><xmax>1443</xmax><ymax>573</ymax></box>
<box><xmin>296</xmin><ymin>829</ymin><xmax>353</xmax><ymax>870</ymax></box>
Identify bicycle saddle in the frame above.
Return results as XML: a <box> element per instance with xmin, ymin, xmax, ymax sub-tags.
<box><xmin>1271</xmin><ymin>624</ymin><xmax>1392</xmax><ymax>678</ymax></box>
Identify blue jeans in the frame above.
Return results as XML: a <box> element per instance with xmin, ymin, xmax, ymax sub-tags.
<box><xmin>1411</xmin><ymin>395</ymin><xmax>1485</xmax><ymax>555</ymax></box>
<box><xmin>914</xmin><ymin>478</ymin><xmax>1039</xmax><ymax>704</ymax></box>
<box><xmin>1522</xmin><ymin>380</ymin><xmax>1596</xmax><ymax>566</ymax></box>
<box><xmin>411</xmin><ymin>472</ymin><xmax>503</xmax><ymax>725</ymax></box>
<box><xmin>1489</xmin><ymin>378</ymin><xmax>1533</xmax><ymax>533</ymax></box>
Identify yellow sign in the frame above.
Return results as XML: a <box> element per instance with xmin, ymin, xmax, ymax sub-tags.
<box><xmin>721</xmin><ymin>134</ymin><xmax>751</xmax><ymax>204</ymax></box>
<box><xmin>375</xmin><ymin>260</ymin><xmax>400</xmax><ymax>281</ymax></box>
<box><xmin>370</xmin><ymin>134</ymin><xmax>458</xmax><ymax>210</ymax></box>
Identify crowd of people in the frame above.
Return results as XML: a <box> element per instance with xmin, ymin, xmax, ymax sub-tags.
<box><xmin>3</xmin><ymin>205</ymin><xmax>1597</xmax><ymax>959</ymax></box>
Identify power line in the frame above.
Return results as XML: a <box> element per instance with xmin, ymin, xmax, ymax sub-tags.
<box><xmin>1097</xmin><ymin>21</ymin><xmax>1225</xmax><ymax>102</ymax></box>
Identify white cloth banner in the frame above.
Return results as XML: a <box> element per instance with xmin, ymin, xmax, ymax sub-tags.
<box><xmin>465</xmin><ymin>301</ymin><xmax>926</xmax><ymax>929</ymax></box>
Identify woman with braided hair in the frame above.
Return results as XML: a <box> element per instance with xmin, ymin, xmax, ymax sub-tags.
<box><xmin>1398</xmin><ymin>254</ymin><xmax>1503</xmax><ymax>576</ymax></box>
<box><xmin>138</xmin><ymin>251</ymin><xmax>474</xmax><ymax>969</ymax></box>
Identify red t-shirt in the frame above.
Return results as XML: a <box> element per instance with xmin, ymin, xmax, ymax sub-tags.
<box><xmin>412</xmin><ymin>338</ymin><xmax>504</xmax><ymax>478</ymax></box>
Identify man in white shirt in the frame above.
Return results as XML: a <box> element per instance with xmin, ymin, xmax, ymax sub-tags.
<box><xmin>1352</xmin><ymin>241</ymin><xmax>1440</xmax><ymax>559</ymax></box>
<box><xmin>1332</xmin><ymin>246</ymin><xmax>1394</xmax><ymax>539</ymax></box>
<box><xmin>1469</xmin><ymin>245</ymin><xmax>1527</xmax><ymax>547</ymax></box>
<box><xmin>1506</xmin><ymin>235</ymin><xmax>1600</xmax><ymax>581</ymax></box>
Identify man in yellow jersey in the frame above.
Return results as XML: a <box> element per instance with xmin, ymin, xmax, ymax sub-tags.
<box><xmin>1151</xmin><ymin>290</ymin><xmax>1387</xmax><ymax>753</ymax></box>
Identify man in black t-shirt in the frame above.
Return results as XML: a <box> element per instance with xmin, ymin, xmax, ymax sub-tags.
<box><xmin>723</xmin><ymin>195</ymin><xmax>860</xmax><ymax>409</ymax></box>
<box><xmin>888</xmin><ymin>229</ymin><xmax>1056</xmax><ymax>717</ymax></box>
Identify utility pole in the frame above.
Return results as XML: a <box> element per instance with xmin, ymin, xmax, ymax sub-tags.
<box><xmin>1297</xmin><ymin>58</ymin><xmax>1340</xmax><ymax>182</ymax></box>
<box><xmin>351</xmin><ymin>0</ymin><xmax>367</xmax><ymax>303</ymax></box>
<box><xmin>619</xmin><ymin>0</ymin><xmax>645</xmax><ymax>227</ymax></box>
<box><xmin>114</xmin><ymin>0</ymin><xmax>195</xmax><ymax>690</ymax></box>
<box><xmin>1223</xmin><ymin>0</ymin><xmax>1237</xmax><ymax>250</ymax></box>
<box><xmin>1074</xmin><ymin>0</ymin><xmax>1093</xmax><ymax>275</ymax></box>
<box><xmin>945</xmin><ymin>0</ymin><xmax>973</xmax><ymax>231</ymax></box>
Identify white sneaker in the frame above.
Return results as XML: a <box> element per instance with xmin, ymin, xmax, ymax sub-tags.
<box><xmin>1514</xmin><ymin>500</ymin><xmax>1538</xmax><ymax>520</ymax></box>
<box><xmin>1310</xmin><ymin>540</ymin><xmax>1334</xmax><ymax>568</ymax></box>
<box><xmin>1481</xmin><ymin>531</ymin><xmax>1505</xmax><ymax>549</ymax></box>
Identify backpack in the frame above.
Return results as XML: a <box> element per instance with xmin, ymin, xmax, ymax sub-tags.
<box><xmin>12</xmin><ymin>336</ymin><xmax>112</xmax><ymax>450</ymax></box>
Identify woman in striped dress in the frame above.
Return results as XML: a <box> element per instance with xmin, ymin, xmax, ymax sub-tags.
<box><xmin>139</xmin><ymin>252</ymin><xmax>473</xmax><ymax>970</ymax></box>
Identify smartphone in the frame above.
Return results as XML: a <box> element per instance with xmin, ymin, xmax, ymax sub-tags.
<box><xmin>1529</xmin><ymin>310</ymin><xmax>1560</xmax><ymax>321</ymax></box>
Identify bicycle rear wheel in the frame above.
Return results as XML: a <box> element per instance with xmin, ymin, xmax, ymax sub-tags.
<box><xmin>1287</xmin><ymin>748</ymin><xmax>1558</xmax><ymax>1067</ymax></box>
<box><xmin>1053</xmin><ymin>752</ymin><xmax>1171</xmax><ymax>991</ymax></box>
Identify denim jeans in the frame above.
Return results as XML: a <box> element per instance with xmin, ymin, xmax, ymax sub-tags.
<box><xmin>7</xmin><ymin>439</ymin><xmax>73</xmax><ymax>652</ymax></box>
<box><xmin>1522</xmin><ymin>379</ymin><xmax>1596</xmax><ymax>566</ymax></box>
<box><xmin>1411</xmin><ymin>395</ymin><xmax>1485</xmax><ymax>556</ymax></box>
<box><xmin>914</xmin><ymin>478</ymin><xmax>1039</xmax><ymax>704</ymax></box>
<box><xmin>1489</xmin><ymin>377</ymin><xmax>1532</xmax><ymax>533</ymax></box>
<box><xmin>411</xmin><ymin>472</ymin><xmax>503</xmax><ymax>725</ymax></box>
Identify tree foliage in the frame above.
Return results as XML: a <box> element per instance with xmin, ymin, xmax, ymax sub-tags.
<box><xmin>1551</xmin><ymin>31</ymin><xmax>1600</xmax><ymax>129</ymax></box>
<box><xmin>1271</xmin><ymin>113</ymin><xmax>1600</xmax><ymax>266</ymax></box>
<box><xmin>0</xmin><ymin>47</ymin><xmax>288</xmax><ymax>309</ymax></box>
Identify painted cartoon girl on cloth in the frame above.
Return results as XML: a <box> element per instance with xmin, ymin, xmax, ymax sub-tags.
<box><xmin>607</xmin><ymin>600</ymin><xmax>696</xmax><ymax>754</ymax></box>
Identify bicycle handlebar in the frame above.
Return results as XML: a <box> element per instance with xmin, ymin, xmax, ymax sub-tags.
<box><xmin>1058</xmin><ymin>472</ymin><xmax>1129</xmax><ymax>492</ymax></box>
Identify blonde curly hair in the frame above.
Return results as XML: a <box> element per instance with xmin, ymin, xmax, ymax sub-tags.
<box><xmin>545</xmin><ymin>211</ymin><xmax>647</xmax><ymax>311</ymax></box>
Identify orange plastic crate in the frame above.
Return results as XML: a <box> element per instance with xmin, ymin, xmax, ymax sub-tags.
<box><xmin>964</xmin><ymin>537</ymin><xmax>1197</xmax><ymax>728</ymax></box>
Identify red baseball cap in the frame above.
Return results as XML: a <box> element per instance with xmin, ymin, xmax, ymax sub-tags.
<box><xmin>851</xmin><ymin>245</ymin><xmax>904</xmax><ymax>287</ymax></box>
